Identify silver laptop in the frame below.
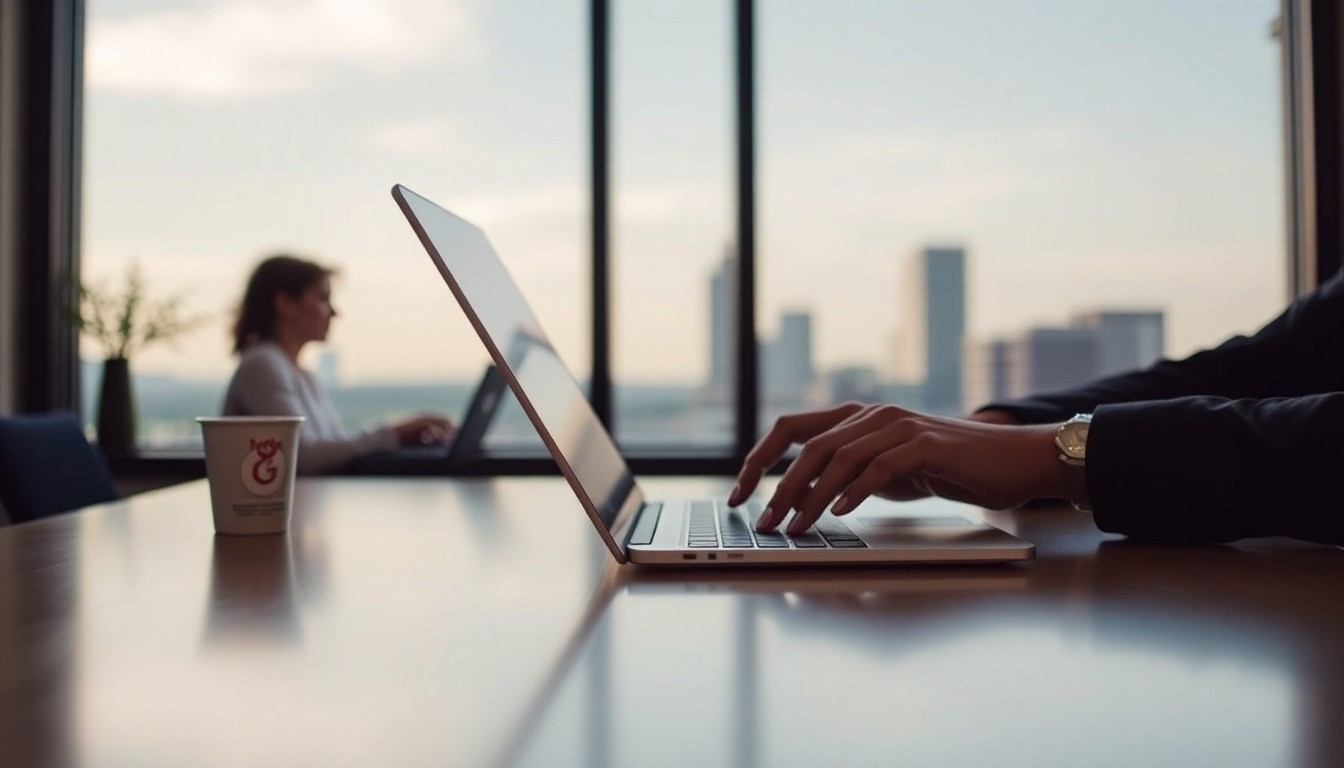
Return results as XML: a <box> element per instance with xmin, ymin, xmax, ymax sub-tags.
<box><xmin>392</xmin><ymin>184</ymin><xmax>1034</xmax><ymax>566</ymax></box>
<box><xmin>346</xmin><ymin>362</ymin><xmax>507</xmax><ymax>473</ymax></box>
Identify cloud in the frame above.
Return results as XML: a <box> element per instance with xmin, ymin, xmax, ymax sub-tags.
<box><xmin>86</xmin><ymin>0</ymin><xmax>482</xmax><ymax>100</ymax></box>
<box><xmin>453</xmin><ymin>186</ymin><xmax>584</xmax><ymax>227</ymax></box>
<box><xmin>763</xmin><ymin>121</ymin><xmax>1092</xmax><ymax>224</ymax></box>
<box><xmin>364</xmin><ymin>117</ymin><xmax>464</xmax><ymax>155</ymax></box>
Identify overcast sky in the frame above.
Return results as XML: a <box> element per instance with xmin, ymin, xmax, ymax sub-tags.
<box><xmin>83</xmin><ymin>0</ymin><xmax>1284</xmax><ymax>385</ymax></box>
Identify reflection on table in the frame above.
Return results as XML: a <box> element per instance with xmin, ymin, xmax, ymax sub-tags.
<box><xmin>512</xmin><ymin>502</ymin><xmax>1344</xmax><ymax>768</ymax></box>
<box><xmin>0</xmin><ymin>477</ymin><xmax>1341</xmax><ymax>768</ymax></box>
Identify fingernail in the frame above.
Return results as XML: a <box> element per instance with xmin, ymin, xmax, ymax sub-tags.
<box><xmin>729</xmin><ymin>484</ymin><xmax>741</xmax><ymax>505</ymax></box>
<box><xmin>831</xmin><ymin>494</ymin><xmax>851</xmax><ymax>516</ymax></box>
<box><xmin>755</xmin><ymin>506</ymin><xmax>777</xmax><ymax>531</ymax></box>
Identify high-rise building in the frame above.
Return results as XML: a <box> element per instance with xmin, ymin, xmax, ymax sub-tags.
<box><xmin>1071</xmin><ymin>310</ymin><xmax>1165</xmax><ymax>376</ymax></box>
<box><xmin>897</xmin><ymin>246</ymin><xmax>966</xmax><ymax>413</ymax></box>
<box><xmin>706</xmin><ymin>250</ymin><xmax>733</xmax><ymax>399</ymax></box>
<box><xmin>961</xmin><ymin>338</ymin><xmax>1010</xmax><ymax>411</ymax></box>
<box><xmin>965</xmin><ymin>309</ymin><xmax>1166</xmax><ymax>408</ymax></box>
<box><xmin>763</xmin><ymin>310</ymin><xmax>814</xmax><ymax>403</ymax></box>
<box><xmin>1007</xmin><ymin>327</ymin><xmax>1098</xmax><ymax>399</ymax></box>
<box><xmin>827</xmin><ymin>365</ymin><xmax>881</xmax><ymax>405</ymax></box>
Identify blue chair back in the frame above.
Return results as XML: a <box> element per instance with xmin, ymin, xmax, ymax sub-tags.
<box><xmin>0</xmin><ymin>412</ymin><xmax>121</xmax><ymax>524</ymax></box>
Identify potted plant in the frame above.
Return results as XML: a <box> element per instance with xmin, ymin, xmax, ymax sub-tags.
<box><xmin>74</xmin><ymin>261</ymin><xmax>208</xmax><ymax>451</ymax></box>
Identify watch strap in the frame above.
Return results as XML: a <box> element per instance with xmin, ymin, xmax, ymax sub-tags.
<box><xmin>1059</xmin><ymin>455</ymin><xmax>1091</xmax><ymax>511</ymax></box>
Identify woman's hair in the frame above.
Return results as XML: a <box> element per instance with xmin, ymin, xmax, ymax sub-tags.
<box><xmin>232</xmin><ymin>254</ymin><xmax>334</xmax><ymax>355</ymax></box>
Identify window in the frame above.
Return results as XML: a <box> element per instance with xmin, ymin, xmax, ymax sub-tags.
<box><xmin>81</xmin><ymin>0</ymin><xmax>586</xmax><ymax>450</ymax></box>
<box><xmin>758</xmin><ymin>0</ymin><xmax>1285</xmax><ymax>423</ymax></box>
<box><xmin>611</xmin><ymin>1</ymin><xmax>735</xmax><ymax>450</ymax></box>
<box><xmin>78</xmin><ymin>0</ymin><xmax>1288</xmax><ymax>464</ymax></box>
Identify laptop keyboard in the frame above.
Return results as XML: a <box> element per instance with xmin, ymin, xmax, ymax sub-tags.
<box><xmin>686</xmin><ymin>500</ymin><xmax>867</xmax><ymax>550</ymax></box>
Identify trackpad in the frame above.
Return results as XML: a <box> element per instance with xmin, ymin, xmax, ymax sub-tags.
<box><xmin>849</xmin><ymin>515</ymin><xmax>1000</xmax><ymax>547</ymax></box>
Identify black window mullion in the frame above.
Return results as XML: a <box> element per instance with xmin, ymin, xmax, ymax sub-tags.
<box><xmin>7</xmin><ymin>0</ymin><xmax>82</xmax><ymax>415</ymax></box>
<box><xmin>589</xmin><ymin>0</ymin><xmax>613</xmax><ymax>429</ymax></box>
<box><xmin>1310</xmin><ymin>0</ymin><xmax>1344</xmax><ymax>283</ymax></box>
<box><xmin>734</xmin><ymin>0</ymin><xmax>759</xmax><ymax>459</ymax></box>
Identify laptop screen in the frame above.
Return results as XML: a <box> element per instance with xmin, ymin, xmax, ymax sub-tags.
<box><xmin>393</xmin><ymin>185</ymin><xmax>640</xmax><ymax>552</ymax></box>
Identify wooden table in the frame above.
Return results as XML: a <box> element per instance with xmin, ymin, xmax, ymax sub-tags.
<box><xmin>2</xmin><ymin>477</ymin><xmax>1342</xmax><ymax>767</ymax></box>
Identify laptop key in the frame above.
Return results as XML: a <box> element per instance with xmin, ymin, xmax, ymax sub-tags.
<box><xmin>787</xmin><ymin>532</ymin><xmax>827</xmax><ymax>548</ymax></box>
<box><xmin>753</xmin><ymin>532</ymin><xmax>790</xmax><ymax>548</ymax></box>
<box><xmin>813</xmin><ymin>515</ymin><xmax>868</xmax><ymax>547</ymax></box>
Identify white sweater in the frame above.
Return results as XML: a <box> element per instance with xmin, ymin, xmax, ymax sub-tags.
<box><xmin>221</xmin><ymin>341</ymin><xmax>398</xmax><ymax>474</ymax></box>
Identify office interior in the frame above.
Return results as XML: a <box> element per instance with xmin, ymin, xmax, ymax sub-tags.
<box><xmin>3</xmin><ymin>4</ymin><xmax>1344</xmax><ymax>767</ymax></box>
<box><xmin>4</xmin><ymin>0</ymin><xmax>1337</xmax><ymax>501</ymax></box>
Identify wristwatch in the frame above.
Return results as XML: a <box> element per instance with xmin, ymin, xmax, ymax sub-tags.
<box><xmin>1055</xmin><ymin>413</ymin><xmax>1093</xmax><ymax>511</ymax></box>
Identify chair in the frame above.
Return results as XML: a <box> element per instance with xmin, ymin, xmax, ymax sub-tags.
<box><xmin>0</xmin><ymin>412</ymin><xmax>121</xmax><ymax>524</ymax></box>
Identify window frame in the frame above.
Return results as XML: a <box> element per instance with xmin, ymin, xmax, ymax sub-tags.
<box><xmin>2</xmin><ymin>0</ymin><xmax>1320</xmax><ymax>478</ymax></box>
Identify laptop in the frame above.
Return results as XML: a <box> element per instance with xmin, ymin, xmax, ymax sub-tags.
<box><xmin>345</xmin><ymin>362</ymin><xmax>508</xmax><ymax>473</ymax></box>
<box><xmin>392</xmin><ymin>183</ymin><xmax>1034</xmax><ymax>565</ymax></box>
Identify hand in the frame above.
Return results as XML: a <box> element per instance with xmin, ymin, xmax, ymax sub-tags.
<box><xmin>392</xmin><ymin>414</ymin><xmax>456</xmax><ymax>446</ymax></box>
<box><xmin>727</xmin><ymin>402</ymin><xmax>1062</xmax><ymax>535</ymax></box>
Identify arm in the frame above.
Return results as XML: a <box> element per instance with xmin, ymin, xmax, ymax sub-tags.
<box><xmin>731</xmin><ymin>395</ymin><xmax>1344</xmax><ymax>546</ymax></box>
<box><xmin>1089</xmin><ymin>392</ymin><xmax>1344</xmax><ymax>545</ymax></box>
<box><xmin>223</xmin><ymin>348</ymin><xmax>398</xmax><ymax>474</ymax></box>
<box><xmin>729</xmin><ymin>403</ymin><xmax>1064</xmax><ymax>534</ymax></box>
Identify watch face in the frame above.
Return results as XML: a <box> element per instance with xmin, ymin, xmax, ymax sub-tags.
<box><xmin>1056</xmin><ymin>419</ymin><xmax>1090</xmax><ymax>460</ymax></box>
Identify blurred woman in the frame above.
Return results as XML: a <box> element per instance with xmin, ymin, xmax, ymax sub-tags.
<box><xmin>222</xmin><ymin>254</ymin><xmax>453</xmax><ymax>474</ymax></box>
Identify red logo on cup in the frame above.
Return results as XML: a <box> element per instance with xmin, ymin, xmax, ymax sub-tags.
<box><xmin>240</xmin><ymin>437</ymin><xmax>286</xmax><ymax>497</ymax></box>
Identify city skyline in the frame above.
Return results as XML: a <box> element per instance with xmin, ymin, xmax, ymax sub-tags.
<box><xmin>700</xmin><ymin>244</ymin><xmax>1168</xmax><ymax>416</ymax></box>
<box><xmin>83</xmin><ymin>0</ymin><xmax>1285</xmax><ymax>389</ymax></box>
<box><xmin>106</xmin><ymin>240</ymin><xmax>1169</xmax><ymax>447</ymax></box>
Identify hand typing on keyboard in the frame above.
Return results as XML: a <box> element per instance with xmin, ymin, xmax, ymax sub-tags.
<box><xmin>726</xmin><ymin>402</ymin><xmax>1064</xmax><ymax>536</ymax></box>
<box><xmin>699</xmin><ymin>501</ymin><xmax>867</xmax><ymax>549</ymax></box>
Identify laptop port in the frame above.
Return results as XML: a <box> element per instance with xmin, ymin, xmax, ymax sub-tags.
<box><xmin>682</xmin><ymin>553</ymin><xmax>696</xmax><ymax>560</ymax></box>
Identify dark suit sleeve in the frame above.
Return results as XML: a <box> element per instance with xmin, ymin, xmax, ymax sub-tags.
<box><xmin>1088</xmin><ymin>393</ymin><xmax>1344</xmax><ymax>545</ymax></box>
<box><xmin>976</xmin><ymin>270</ymin><xmax>1344</xmax><ymax>545</ymax></box>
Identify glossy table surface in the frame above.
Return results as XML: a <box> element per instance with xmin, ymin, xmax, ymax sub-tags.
<box><xmin>1</xmin><ymin>477</ymin><xmax>1342</xmax><ymax>767</ymax></box>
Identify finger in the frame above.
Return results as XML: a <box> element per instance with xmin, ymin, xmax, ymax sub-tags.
<box><xmin>767</xmin><ymin>407</ymin><xmax>904</xmax><ymax>528</ymax></box>
<box><xmin>734</xmin><ymin>410</ymin><xmax>837</xmax><ymax>501</ymax></box>
<box><xmin>731</xmin><ymin>404</ymin><xmax>861</xmax><ymax>505</ymax></box>
<box><xmin>788</xmin><ymin>423</ymin><xmax>914</xmax><ymax>533</ymax></box>
<box><xmin>785</xmin><ymin>500</ymin><xmax>825</xmax><ymax>536</ymax></box>
<box><xmin>834</xmin><ymin>438</ymin><xmax>933</xmax><ymax>516</ymax></box>
<box><xmin>754</xmin><ymin>503</ymin><xmax>787</xmax><ymax>532</ymax></box>
<box><xmin>731</xmin><ymin>428</ymin><xmax>790</xmax><ymax>507</ymax></box>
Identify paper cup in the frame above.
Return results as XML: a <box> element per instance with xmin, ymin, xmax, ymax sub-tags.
<box><xmin>197</xmin><ymin>416</ymin><xmax>304</xmax><ymax>535</ymax></box>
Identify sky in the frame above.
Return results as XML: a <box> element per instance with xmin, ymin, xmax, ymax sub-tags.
<box><xmin>82</xmin><ymin>0</ymin><xmax>1285</xmax><ymax>385</ymax></box>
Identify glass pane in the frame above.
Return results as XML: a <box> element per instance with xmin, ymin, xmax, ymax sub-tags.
<box><xmin>759</xmin><ymin>1</ymin><xmax>1285</xmax><ymax>423</ymax></box>
<box><xmin>611</xmin><ymin>0</ymin><xmax>734</xmax><ymax>450</ymax></box>
<box><xmin>82</xmin><ymin>0</ymin><xmax>585</xmax><ymax>451</ymax></box>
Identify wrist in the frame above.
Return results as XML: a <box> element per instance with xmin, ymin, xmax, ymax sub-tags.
<box><xmin>970</xmin><ymin>408</ymin><xmax>1019</xmax><ymax>426</ymax></box>
<box><xmin>1053</xmin><ymin>414</ymin><xmax>1093</xmax><ymax>510</ymax></box>
<box><xmin>1030</xmin><ymin>425</ymin><xmax>1069</xmax><ymax>500</ymax></box>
